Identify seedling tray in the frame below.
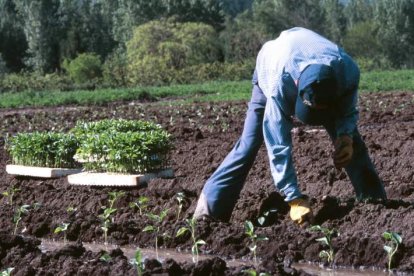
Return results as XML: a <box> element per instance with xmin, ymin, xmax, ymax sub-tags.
<box><xmin>67</xmin><ymin>168</ymin><xmax>174</xmax><ymax>186</ymax></box>
<box><xmin>6</xmin><ymin>164</ymin><xmax>82</xmax><ymax>178</ymax></box>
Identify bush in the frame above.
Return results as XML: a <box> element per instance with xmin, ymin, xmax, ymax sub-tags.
<box><xmin>102</xmin><ymin>48</ymin><xmax>128</xmax><ymax>88</ymax></box>
<box><xmin>0</xmin><ymin>54</ymin><xmax>8</xmax><ymax>76</ymax></box>
<box><xmin>0</xmin><ymin>72</ymin><xmax>72</xmax><ymax>93</ymax></box>
<box><xmin>5</xmin><ymin>132</ymin><xmax>80</xmax><ymax>168</ymax></box>
<box><xmin>62</xmin><ymin>53</ymin><xmax>103</xmax><ymax>84</ymax></box>
<box><xmin>72</xmin><ymin>119</ymin><xmax>172</xmax><ymax>174</ymax></box>
<box><xmin>126</xmin><ymin>19</ymin><xmax>220</xmax><ymax>86</ymax></box>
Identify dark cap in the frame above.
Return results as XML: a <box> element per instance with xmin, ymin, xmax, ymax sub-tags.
<box><xmin>295</xmin><ymin>64</ymin><xmax>338</xmax><ymax>124</ymax></box>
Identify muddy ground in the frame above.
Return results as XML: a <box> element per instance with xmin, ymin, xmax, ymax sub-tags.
<box><xmin>0</xmin><ymin>92</ymin><xmax>413</xmax><ymax>275</ymax></box>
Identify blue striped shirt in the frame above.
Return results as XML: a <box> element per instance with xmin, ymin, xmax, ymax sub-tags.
<box><xmin>255</xmin><ymin>27</ymin><xmax>360</xmax><ymax>201</ymax></box>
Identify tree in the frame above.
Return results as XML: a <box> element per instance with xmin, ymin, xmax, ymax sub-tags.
<box><xmin>320</xmin><ymin>0</ymin><xmax>347</xmax><ymax>44</ymax></box>
<box><xmin>220</xmin><ymin>10</ymin><xmax>269</xmax><ymax>62</ymax></box>
<box><xmin>14</xmin><ymin>0</ymin><xmax>62</xmax><ymax>72</ymax></box>
<box><xmin>126</xmin><ymin>19</ymin><xmax>220</xmax><ymax>85</ymax></box>
<box><xmin>0</xmin><ymin>0</ymin><xmax>27</xmax><ymax>71</ymax></box>
<box><xmin>374</xmin><ymin>0</ymin><xmax>414</xmax><ymax>67</ymax></box>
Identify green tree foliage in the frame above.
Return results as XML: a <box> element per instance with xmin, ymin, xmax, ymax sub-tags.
<box><xmin>0</xmin><ymin>54</ymin><xmax>8</xmax><ymax>75</ymax></box>
<box><xmin>252</xmin><ymin>0</ymin><xmax>326</xmax><ymax>36</ymax></box>
<box><xmin>62</xmin><ymin>53</ymin><xmax>102</xmax><ymax>84</ymax></box>
<box><xmin>320</xmin><ymin>0</ymin><xmax>347</xmax><ymax>43</ymax></box>
<box><xmin>219</xmin><ymin>0</ymin><xmax>253</xmax><ymax>17</ymax></box>
<box><xmin>374</xmin><ymin>0</ymin><xmax>414</xmax><ymax>67</ymax></box>
<box><xmin>126</xmin><ymin>19</ymin><xmax>220</xmax><ymax>86</ymax></box>
<box><xmin>58</xmin><ymin>0</ymin><xmax>116</xmax><ymax>61</ymax></box>
<box><xmin>220</xmin><ymin>11</ymin><xmax>269</xmax><ymax>62</ymax></box>
<box><xmin>14</xmin><ymin>0</ymin><xmax>62</xmax><ymax>72</ymax></box>
<box><xmin>344</xmin><ymin>0</ymin><xmax>374</xmax><ymax>28</ymax></box>
<box><xmin>343</xmin><ymin>21</ymin><xmax>381</xmax><ymax>59</ymax></box>
<box><xmin>0</xmin><ymin>0</ymin><xmax>27</xmax><ymax>72</ymax></box>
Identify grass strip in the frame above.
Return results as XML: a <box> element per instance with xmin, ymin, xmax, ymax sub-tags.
<box><xmin>0</xmin><ymin>70</ymin><xmax>413</xmax><ymax>109</ymax></box>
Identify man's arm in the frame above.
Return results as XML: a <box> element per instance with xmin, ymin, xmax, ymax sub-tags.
<box><xmin>335</xmin><ymin>89</ymin><xmax>359</xmax><ymax>137</ymax></box>
<box><xmin>262</xmin><ymin>95</ymin><xmax>302</xmax><ymax>201</ymax></box>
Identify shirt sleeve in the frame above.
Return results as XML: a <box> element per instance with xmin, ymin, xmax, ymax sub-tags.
<box><xmin>262</xmin><ymin>95</ymin><xmax>303</xmax><ymax>201</ymax></box>
<box><xmin>335</xmin><ymin>88</ymin><xmax>359</xmax><ymax>137</ymax></box>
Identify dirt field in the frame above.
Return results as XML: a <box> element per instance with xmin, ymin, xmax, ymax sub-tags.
<box><xmin>0</xmin><ymin>92</ymin><xmax>413</xmax><ymax>275</ymax></box>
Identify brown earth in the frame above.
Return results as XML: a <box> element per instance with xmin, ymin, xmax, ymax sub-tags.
<box><xmin>0</xmin><ymin>92</ymin><xmax>413</xmax><ymax>275</ymax></box>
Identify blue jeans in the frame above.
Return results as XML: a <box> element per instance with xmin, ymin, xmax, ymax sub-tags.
<box><xmin>202</xmin><ymin>82</ymin><xmax>386</xmax><ymax>222</ymax></box>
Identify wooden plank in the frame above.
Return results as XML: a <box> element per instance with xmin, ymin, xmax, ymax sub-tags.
<box><xmin>6</xmin><ymin>165</ymin><xmax>82</xmax><ymax>178</ymax></box>
<box><xmin>67</xmin><ymin>168</ymin><xmax>174</xmax><ymax>187</ymax></box>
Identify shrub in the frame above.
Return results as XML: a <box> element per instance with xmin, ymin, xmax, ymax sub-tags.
<box><xmin>5</xmin><ymin>132</ymin><xmax>80</xmax><ymax>168</ymax></box>
<box><xmin>0</xmin><ymin>54</ymin><xmax>8</xmax><ymax>76</ymax></box>
<box><xmin>62</xmin><ymin>53</ymin><xmax>102</xmax><ymax>84</ymax></box>
<box><xmin>0</xmin><ymin>72</ymin><xmax>72</xmax><ymax>93</ymax></box>
<box><xmin>126</xmin><ymin>19</ymin><xmax>220</xmax><ymax>86</ymax></box>
<box><xmin>102</xmin><ymin>48</ymin><xmax>128</xmax><ymax>88</ymax></box>
<box><xmin>72</xmin><ymin>119</ymin><xmax>172</xmax><ymax>173</ymax></box>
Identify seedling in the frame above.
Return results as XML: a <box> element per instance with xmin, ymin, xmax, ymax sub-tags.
<box><xmin>242</xmin><ymin>269</ymin><xmax>270</xmax><ymax>276</ymax></box>
<box><xmin>245</xmin><ymin>220</ymin><xmax>268</xmax><ymax>266</ymax></box>
<box><xmin>2</xmin><ymin>185</ymin><xmax>20</xmax><ymax>205</ymax></box>
<box><xmin>175</xmin><ymin>192</ymin><xmax>186</xmax><ymax>220</ymax></box>
<box><xmin>142</xmin><ymin>208</ymin><xmax>170</xmax><ymax>260</ymax></box>
<box><xmin>54</xmin><ymin>222</ymin><xmax>70</xmax><ymax>244</ymax></box>
<box><xmin>383</xmin><ymin>231</ymin><xmax>403</xmax><ymax>271</ymax></box>
<box><xmin>308</xmin><ymin>225</ymin><xmax>339</xmax><ymax>264</ymax></box>
<box><xmin>99</xmin><ymin>191</ymin><xmax>125</xmax><ymax>245</ymax></box>
<box><xmin>1</xmin><ymin>268</ymin><xmax>14</xmax><ymax>276</ymax></box>
<box><xmin>257</xmin><ymin>208</ymin><xmax>277</xmax><ymax>226</ymax></box>
<box><xmin>13</xmin><ymin>204</ymin><xmax>30</xmax><ymax>235</ymax></box>
<box><xmin>67</xmin><ymin>206</ymin><xmax>77</xmax><ymax>213</ymax></box>
<box><xmin>99</xmin><ymin>252</ymin><xmax>112</xmax><ymax>262</ymax></box>
<box><xmin>129</xmin><ymin>196</ymin><xmax>149</xmax><ymax>216</ymax></box>
<box><xmin>176</xmin><ymin>217</ymin><xmax>206</xmax><ymax>263</ymax></box>
<box><xmin>129</xmin><ymin>248</ymin><xmax>145</xmax><ymax>276</ymax></box>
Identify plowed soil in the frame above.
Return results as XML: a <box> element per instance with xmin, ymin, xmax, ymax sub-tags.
<box><xmin>0</xmin><ymin>92</ymin><xmax>413</xmax><ymax>275</ymax></box>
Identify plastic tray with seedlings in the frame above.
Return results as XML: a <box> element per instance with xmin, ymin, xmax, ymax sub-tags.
<box><xmin>68</xmin><ymin>119</ymin><xmax>174</xmax><ymax>186</ymax></box>
<box><xmin>5</xmin><ymin>132</ymin><xmax>82</xmax><ymax>178</ymax></box>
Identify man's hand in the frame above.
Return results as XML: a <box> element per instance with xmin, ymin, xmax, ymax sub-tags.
<box><xmin>333</xmin><ymin>135</ymin><xmax>353</xmax><ymax>169</ymax></box>
<box><xmin>289</xmin><ymin>197</ymin><xmax>313</xmax><ymax>225</ymax></box>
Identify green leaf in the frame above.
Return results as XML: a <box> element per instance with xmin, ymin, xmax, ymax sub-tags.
<box><xmin>316</xmin><ymin>237</ymin><xmax>329</xmax><ymax>246</ymax></box>
<box><xmin>257</xmin><ymin>235</ymin><xmax>268</xmax><ymax>242</ymax></box>
<box><xmin>383</xmin><ymin>232</ymin><xmax>392</xmax><ymax>240</ymax></box>
<box><xmin>142</xmin><ymin>225</ymin><xmax>155</xmax><ymax>232</ymax></box>
<box><xmin>319</xmin><ymin>250</ymin><xmax>330</xmax><ymax>259</ymax></box>
<box><xmin>392</xmin><ymin>232</ymin><xmax>402</xmax><ymax>244</ymax></box>
<box><xmin>383</xmin><ymin>245</ymin><xmax>392</xmax><ymax>253</ymax></box>
<box><xmin>195</xmin><ymin>240</ymin><xmax>206</xmax><ymax>246</ymax></box>
<box><xmin>54</xmin><ymin>227</ymin><xmax>63</xmax><ymax>234</ymax></box>
<box><xmin>176</xmin><ymin>227</ymin><xmax>189</xmax><ymax>237</ymax></box>
<box><xmin>245</xmin><ymin>220</ymin><xmax>254</xmax><ymax>235</ymax></box>
<box><xmin>257</xmin><ymin>217</ymin><xmax>265</xmax><ymax>225</ymax></box>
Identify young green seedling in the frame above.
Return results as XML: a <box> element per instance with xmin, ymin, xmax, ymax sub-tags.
<box><xmin>129</xmin><ymin>196</ymin><xmax>149</xmax><ymax>216</ymax></box>
<box><xmin>176</xmin><ymin>217</ymin><xmax>206</xmax><ymax>263</ymax></box>
<box><xmin>383</xmin><ymin>231</ymin><xmax>403</xmax><ymax>271</ymax></box>
<box><xmin>142</xmin><ymin>208</ymin><xmax>170</xmax><ymax>260</ymax></box>
<box><xmin>257</xmin><ymin>208</ymin><xmax>277</xmax><ymax>226</ymax></box>
<box><xmin>1</xmin><ymin>268</ymin><xmax>14</xmax><ymax>276</ymax></box>
<box><xmin>99</xmin><ymin>191</ymin><xmax>125</xmax><ymax>246</ymax></box>
<box><xmin>99</xmin><ymin>252</ymin><xmax>112</xmax><ymax>263</ymax></box>
<box><xmin>129</xmin><ymin>248</ymin><xmax>145</xmax><ymax>276</ymax></box>
<box><xmin>13</xmin><ymin>204</ymin><xmax>30</xmax><ymax>235</ymax></box>
<box><xmin>308</xmin><ymin>225</ymin><xmax>339</xmax><ymax>264</ymax></box>
<box><xmin>67</xmin><ymin>206</ymin><xmax>77</xmax><ymax>213</ymax></box>
<box><xmin>175</xmin><ymin>192</ymin><xmax>186</xmax><ymax>221</ymax></box>
<box><xmin>54</xmin><ymin>222</ymin><xmax>70</xmax><ymax>244</ymax></box>
<box><xmin>2</xmin><ymin>185</ymin><xmax>20</xmax><ymax>205</ymax></box>
<box><xmin>242</xmin><ymin>269</ymin><xmax>271</xmax><ymax>276</ymax></box>
<box><xmin>245</xmin><ymin>220</ymin><xmax>269</xmax><ymax>266</ymax></box>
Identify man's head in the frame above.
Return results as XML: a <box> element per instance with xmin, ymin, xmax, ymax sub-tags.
<box><xmin>295</xmin><ymin>64</ymin><xmax>338</xmax><ymax>124</ymax></box>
